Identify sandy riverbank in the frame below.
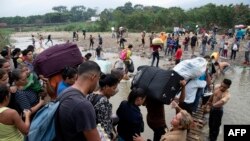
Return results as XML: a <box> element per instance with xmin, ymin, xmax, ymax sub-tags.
<box><xmin>11</xmin><ymin>31</ymin><xmax>249</xmax><ymax>67</ymax></box>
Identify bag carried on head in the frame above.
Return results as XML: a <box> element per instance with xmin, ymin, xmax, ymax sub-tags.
<box><xmin>33</xmin><ymin>43</ymin><xmax>82</xmax><ymax>77</ymax></box>
<box><xmin>131</xmin><ymin>66</ymin><xmax>184</xmax><ymax>104</ymax></box>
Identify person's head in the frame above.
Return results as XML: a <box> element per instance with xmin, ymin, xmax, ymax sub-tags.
<box><xmin>11</xmin><ymin>48</ymin><xmax>21</xmax><ymax>57</ymax></box>
<box><xmin>214</xmin><ymin>61</ymin><xmax>219</xmax><ymax>66</ymax></box>
<box><xmin>0</xmin><ymin>59</ymin><xmax>11</xmax><ymax>73</ymax></box>
<box><xmin>210</xmin><ymin>56</ymin><xmax>216</xmax><ymax>63</ymax></box>
<box><xmin>178</xmin><ymin>45</ymin><xmax>181</xmax><ymax>49</ymax></box>
<box><xmin>84</xmin><ymin>53</ymin><xmax>92</xmax><ymax>61</ymax></box>
<box><xmin>219</xmin><ymin>78</ymin><xmax>232</xmax><ymax>92</ymax></box>
<box><xmin>128</xmin><ymin>44</ymin><xmax>133</xmax><ymax>49</ymax></box>
<box><xmin>0</xmin><ymin>69</ymin><xmax>9</xmax><ymax>85</ymax></box>
<box><xmin>17</xmin><ymin>63</ymin><xmax>31</xmax><ymax>77</ymax></box>
<box><xmin>111</xmin><ymin>68</ymin><xmax>124</xmax><ymax>83</ymax></box>
<box><xmin>0</xmin><ymin>49</ymin><xmax>9</xmax><ymax>59</ymax></box>
<box><xmin>11</xmin><ymin>69</ymin><xmax>28</xmax><ymax>86</ymax></box>
<box><xmin>225</xmin><ymin>42</ymin><xmax>228</xmax><ymax>45</ymax></box>
<box><xmin>0</xmin><ymin>84</ymin><xmax>10</xmax><ymax>104</ymax></box>
<box><xmin>26</xmin><ymin>45</ymin><xmax>35</xmax><ymax>52</ymax></box>
<box><xmin>99</xmin><ymin>74</ymin><xmax>119</xmax><ymax>98</ymax></box>
<box><xmin>61</xmin><ymin>67</ymin><xmax>78</xmax><ymax>85</ymax></box>
<box><xmin>171</xmin><ymin>110</ymin><xmax>193</xmax><ymax>130</ymax></box>
<box><xmin>127</xmin><ymin>87</ymin><xmax>146</xmax><ymax>106</ymax></box>
<box><xmin>22</xmin><ymin>49</ymin><xmax>33</xmax><ymax>61</ymax></box>
<box><xmin>77</xmin><ymin>61</ymin><xmax>101</xmax><ymax>93</ymax></box>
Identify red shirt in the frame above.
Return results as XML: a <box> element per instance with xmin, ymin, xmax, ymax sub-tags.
<box><xmin>175</xmin><ymin>48</ymin><xmax>182</xmax><ymax>60</ymax></box>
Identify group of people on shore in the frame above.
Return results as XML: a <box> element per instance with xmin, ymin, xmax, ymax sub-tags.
<box><xmin>2</xmin><ymin>27</ymin><xmax>244</xmax><ymax>141</ymax></box>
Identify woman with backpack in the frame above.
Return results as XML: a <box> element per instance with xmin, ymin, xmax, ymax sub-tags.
<box><xmin>0</xmin><ymin>84</ymin><xmax>32</xmax><ymax>141</ymax></box>
<box><xmin>86</xmin><ymin>74</ymin><xmax>119</xmax><ymax>140</ymax></box>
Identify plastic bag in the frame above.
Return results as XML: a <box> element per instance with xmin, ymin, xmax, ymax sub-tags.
<box><xmin>95</xmin><ymin>60</ymin><xmax>112</xmax><ymax>74</ymax></box>
<box><xmin>173</xmin><ymin>57</ymin><xmax>207</xmax><ymax>80</ymax></box>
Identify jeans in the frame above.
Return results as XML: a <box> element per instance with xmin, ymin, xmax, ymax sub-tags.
<box><xmin>201</xmin><ymin>44</ymin><xmax>206</xmax><ymax>56</ymax></box>
<box><xmin>151</xmin><ymin>51</ymin><xmax>160</xmax><ymax>67</ymax></box>
<box><xmin>193</xmin><ymin>88</ymin><xmax>204</xmax><ymax>112</ymax></box>
<box><xmin>209</xmin><ymin>107</ymin><xmax>223</xmax><ymax>141</ymax></box>
<box><xmin>230</xmin><ymin>50</ymin><xmax>237</xmax><ymax>60</ymax></box>
<box><xmin>245</xmin><ymin>51</ymin><xmax>249</xmax><ymax>62</ymax></box>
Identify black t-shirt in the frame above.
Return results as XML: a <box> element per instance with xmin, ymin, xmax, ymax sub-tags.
<box><xmin>55</xmin><ymin>88</ymin><xmax>96</xmax><ymax>141</ymax></box>
<box><xmin>96</xmin><ymin>47</ymin><xmax>102</xmax><ymax>57</ymax></box>
<box><xmin>191</xmin><ymin>36</ymin><xmax>197</xmax><ymax>46</ymax></box>
<box><xmin>48</xmin><ymin>35</ymin><xmax>51</xmax><ymax>40</ymax></box>
<box><xmin>99</xmin><ymin>37</ymin><xmax>103</xmax><ymax>45</ymax></box>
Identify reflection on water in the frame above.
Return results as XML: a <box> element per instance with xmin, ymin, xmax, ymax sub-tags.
<box><xmin>10</xmin><ymin>36</ymin><xmax>65</xmax><ymax>50</ymax></box>
<box><xmin>12</xmin><ymin>36</ymin><xmax>250</xmax><ymax>141</ymax></box>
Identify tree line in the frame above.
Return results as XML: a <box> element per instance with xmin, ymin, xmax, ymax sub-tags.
<box><xmin>0</xmin><ymin>2</ymin><xmax>249</xmax><ymax>32</ymax></box>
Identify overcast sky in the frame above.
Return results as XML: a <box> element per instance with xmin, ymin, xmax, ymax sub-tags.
<box><xmin>0</xmin><ymin>0</ymin><xmax>249</xmax><ymax>17</ymax></box>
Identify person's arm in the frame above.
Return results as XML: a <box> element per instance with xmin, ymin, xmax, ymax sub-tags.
<box><xmin>171</xmin><ymin>100</ymin><xmax>182</xmax><ymax>113</ymax></box>
<box><xmin>133</xmin><ymin>133</ymin><xmax>145</xmax><ymax>141</ymax></box>
<box><xmin>30</xmin><ymin>97</ymin><xmax>45</xmax><ymax>114</ymax></box>
<box><xmin>213</xmin><ymin>92</ymin><xmax>230</xmax><ymax>108</ymax></box>
<box><xmin>83</xmin><ymin>128</ymin><xmax>101</xmax><ymax>141</ymax></box>
<box><xmin>12</xmin><ymin>109</ymin><xmax>31</xmax><ymax>135</ymax></box>
<box><xmin>178</xmin><ymin>80</ymin><xmax>186</xmax><ymax>103</ymax></box>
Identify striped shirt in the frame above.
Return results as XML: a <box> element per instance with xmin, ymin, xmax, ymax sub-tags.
<box><xmin>15</xmin><ymin>89</ymin><xmax>39</xmax><ymax>111</ymax></box>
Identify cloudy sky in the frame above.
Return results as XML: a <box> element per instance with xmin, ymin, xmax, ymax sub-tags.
<box><xmin>0</xmin><ymin>0</ymin><xmax>249</xmax><ymax>17</ymax></box>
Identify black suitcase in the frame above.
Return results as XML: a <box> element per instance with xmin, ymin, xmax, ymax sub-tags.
<box><xmin>131</xmin><ymin>66</ymin><xmax>184</xmax><ymax>104</ymax></box>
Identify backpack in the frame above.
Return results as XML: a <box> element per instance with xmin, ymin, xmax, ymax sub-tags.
<box><xmin>119</xmin><ymin>49</ymin><xmax>128</xmax><ymax>61</ymax></box>
<box><xmin>28</xmin><ymin>88</ymin><xmax>77</xmax><ymax>141</ymax></box>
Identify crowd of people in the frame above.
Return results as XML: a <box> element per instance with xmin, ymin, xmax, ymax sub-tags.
<box><xmin>1</xmin><ymin>26</ymin><xmax>248</xmax><ymax>141</ymax></box>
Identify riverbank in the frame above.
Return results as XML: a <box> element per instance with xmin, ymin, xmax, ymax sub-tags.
<box><xmin>11</xmin><ymin>31</ymin><xmax>249</xmax><ymax>68</ymax></box>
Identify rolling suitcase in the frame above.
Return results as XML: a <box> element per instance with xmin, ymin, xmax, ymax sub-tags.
<box><xmin>131</xmin><ymin>66</ymin><xmax>184</xmax><ymax>104</ymax></box>
<box><xmin>33</xmin><ymin>43</ymin><xmax>82</xmax><ymax>77</ymax></box>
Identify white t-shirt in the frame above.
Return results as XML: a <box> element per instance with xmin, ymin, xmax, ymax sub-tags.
<box><xmin>177</xmin><ymin>79</ymin><xmax>207</xmax><ymax>104</ymax></box>
<box><xmin>224</xmin><ymin>45</ymin><xmax>228</xmax><ymax>50</ymax></box>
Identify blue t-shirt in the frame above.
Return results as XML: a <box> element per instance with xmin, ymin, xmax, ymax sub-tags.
<box><xmin>57</xmin><ymin>81</ymin><xmax>70</xmax><ymax>96</ymax></box>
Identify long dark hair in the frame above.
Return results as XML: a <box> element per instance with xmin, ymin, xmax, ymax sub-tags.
<box><xmin>99</xmin><ymin>74</ymin><xmax>119</xmax><ymax>88</ymax></box>
<box><xmin>127</xmin><ymin>88</ymin><xmax>146</xmax><ymax>104</ymax></box>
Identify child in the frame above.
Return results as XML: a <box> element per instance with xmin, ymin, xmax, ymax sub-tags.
<box><xmin>57</xmin><ymin>67</ymin><xmax>77</xmax><ymax>96</ymax></box>
<box><xmin>223</xmin><ymin>42</ymin><xmax>228</xmax><ymax>57</ymax></box>
<box><xmin>116</xmin><ymin>88</ymin><xmax>146</xmax><ymax>141</ymax></box>
<box><xmin>175</xmin><ymin>45</ymin><xmax>183</xmax><ymax>65</ymax></box>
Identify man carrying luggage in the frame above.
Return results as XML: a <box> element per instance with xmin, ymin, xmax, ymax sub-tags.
<box><xmin>55</xmin><ymin>61</ymin><xmax>101</xmax><ymax>141</ymax></box>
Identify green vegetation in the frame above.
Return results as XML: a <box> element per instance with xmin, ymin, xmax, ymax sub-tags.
<box><xmin>0</xmin><ymin>28</ymin><xmax>14</xmax><ymax>49</ymax></box>
<box><xmin>0</xmin><ymin>2</ymin><xmax>249</xmax><ymax>33</ymax></box>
